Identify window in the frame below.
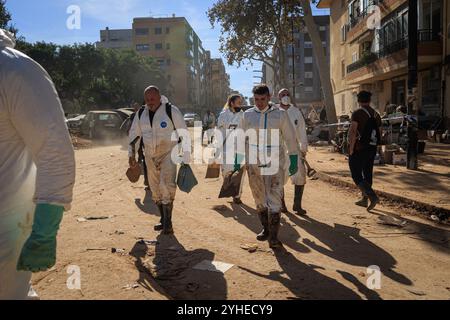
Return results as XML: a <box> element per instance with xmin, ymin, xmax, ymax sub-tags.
<box><xmin>166</xmin><ymin>27</ymin><xmax>170</xmax><ymax>34</ymax></box>
<box><xmin>305</xmin><ymin>57</ymin><xmax>313</xmax><ymax>64</ymax></box>
<box><xmin>341</xmin><ymin>25</ymin><xmax>347</xmax><ymax>42</ymax></box>
<box><xmin>322</xmin><ymin>41</ymin><xmax>327</xmax><ymax>47</ymax></box>
<box><xmin>305</xmin><ymin>72</ymin><xmax>313</xmax><ymax>79</ymax></box>
<box><xmin>166</xmin><ymin>43</ymin><xmax>171</xmax><ymax>50</ymax></box>
<box><xmin>341</xmin><ymin>60</ymin><xmax>346</xmax><ymax>78</ymax></box>
<box><xmin>341</xmin><ymin>94</ymin><xmax>346</xmax><ymax>113</ymax></box>
<box><xmin>319</xmin><ymin>26</ymin><xmax>326</xmax><ymax>31</ymax></box>
<box><xmin>136</xmin><ymin>44</ymin><xmax>150</xmax><ymax>51</ymax></box>
<box><xmin>352</xmin><ymin>52</ymin><xmax>359</xmax><ymax>63</ymax></box>
<box><xmin>304</xmin><ymin>87</ymin><xmax>313</xmax><ymax>93</ymax></box>
<box><xmin>155</xmin><ymin>43</ymin><xmax>163</xmax><ymax>50</ymax></box>
<box><xmin>304</xmin><ymin>41</ymin><xmax>312</xmax><ymax>48</ymax></box>
<box><xmin>155</xmin><ymin>27</ymin><xmax>162</xmax><ymax>35</ymax></box>
<box><xmin>135</xmin><ymin>28</ymin><xmax>149</xmax><ymax>36</ymax></box>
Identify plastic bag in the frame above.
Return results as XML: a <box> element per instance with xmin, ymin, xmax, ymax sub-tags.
<box><xmin>177</xmin><ymin>164</ymin><xmax>198</xmax><ymax>193</ymax></box>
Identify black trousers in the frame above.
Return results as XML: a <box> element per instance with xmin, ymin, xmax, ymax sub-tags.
<box><xmin>349</xmin><ymin>146</ymin><xmax>377</xmax><ymax>187</ymax></box>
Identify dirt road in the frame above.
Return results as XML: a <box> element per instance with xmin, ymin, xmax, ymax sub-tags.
<box><xmin>32</xmin><ymin>144</ymin><xmax>450</xmax><ymax>300</ymax></box>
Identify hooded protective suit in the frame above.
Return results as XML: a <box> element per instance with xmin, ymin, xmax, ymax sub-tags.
<box><xmin>128</xmin><ymin>97</ymin><xmax>188</xmax><ymax>205</ymax></box>
<box><xmin>277</xmin><ymin>104</ymin><xmax>308</xmax><ymax>186</ymax></box>
<box><xmin>0</xmin><ymin>29</ymin><xmax>75</xmax><ymax>299</ymax></box>
<box><xmin>217</xmin><ymin>108</ymin><xmax>245</xmax><ymax>198</ymax></box>
<box><xmin>238</xmin><ymin>105</ymin><xmax>299</xmax><ymax>214</ymax></box>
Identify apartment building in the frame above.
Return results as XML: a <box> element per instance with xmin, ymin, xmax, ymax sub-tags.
<box><xmin>97</xmin><ymin>28</ymin><xmax>133</xmax><ymax>49</ymax></box>
<box><xmin>210</xmin><ymin>58</ymin><xmax>231</xmax><ymax>110</ymax></box>
<box><xmin>318</xmin><ymin>0</ymin><xmax>445</xmax><ymax>123</ymax></box>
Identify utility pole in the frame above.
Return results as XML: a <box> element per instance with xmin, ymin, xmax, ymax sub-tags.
<box><xmin>407</xmin><ymin>0</ymin><xmax>419</xmax><ymax>170</ymax></box>
<box><xmin>291</xmin><ymin>17</ymin><xmax>297</xmax><ymax>106</ymax></box>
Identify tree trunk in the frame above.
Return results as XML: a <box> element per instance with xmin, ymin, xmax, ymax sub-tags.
<box><xmin>299</xmin><ymin>0</ymin><xmax>338</xmax><ymax>137</ymax></box>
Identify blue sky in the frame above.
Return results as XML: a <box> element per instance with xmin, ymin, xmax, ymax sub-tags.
<box><xmin>6</xmin><ymin>0</ymin><xmax>329</xmax><ymax>99</ymax></box>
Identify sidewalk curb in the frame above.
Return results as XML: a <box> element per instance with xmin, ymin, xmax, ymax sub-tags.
<box><xmin>316</xmin><ymin>171</ymin><xmax>450</xmax><ymax>220</ymax></box>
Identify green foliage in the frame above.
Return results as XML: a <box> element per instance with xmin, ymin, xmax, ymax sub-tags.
<box><xmin>17</xmin><ymin>42</ymin><xmax>168</xmax><ymax>113</ymax></box>
<box><xmin>208</xmin><ymin>0</ymin><xmax>304</xmax><ymax>87</ymax></box>
<box><xmin>0</xmin><ymin>0</ymin><xmax>17</xmax><ymax>34</ymax></box>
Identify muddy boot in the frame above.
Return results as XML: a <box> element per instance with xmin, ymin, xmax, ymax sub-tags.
<box><xmin>281</xmin><ymin>196</ymin><xmax>288</xmax><ymax>213</ymax></box>
<box><xmin>293</xmin><ymin>185</ymin><xmax>307</xmax><ymax>216</ymax></box>
<box><xmin>154</xmin><ymin>203</ymin><xmax>164</xmax><ymax>231</ymax></box>
<box><xmin>162</xmin><ymin>203</ymin><xmax>174</xmax><ymax>235</ymax></box>
<box><xmin>268</xmin><ymin>212</ymin><xmax>282</xmax><ymax>249</ymax></box>
<box><xmin>256</xmin><ymin>209</ymin><xmax>269</xmax><ymax>242</ymax></box>
<box><xmin>357</xmin><ymin>183</ymin><xmax>379</xmax><ymax>212</ymax></box>
<box><xmin>355</xmin><ymin>196</ymin><xmax>369</xmax><ymax>208</ymax></box>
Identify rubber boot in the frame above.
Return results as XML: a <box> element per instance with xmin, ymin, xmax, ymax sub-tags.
<box><xmin>355</xmin><ymin>196</ymin><xmax>369</xmax><ymax>208</ymax></box>
<box><xmin>162</xmin><ymin>203</ymin><xmax>174</xmax><ymax>235</ymax></box>
<box><xmin>268</xmin><ymin>212</ymin><xmax>282</xmax><ymax>249</ymax></box>
<box><xmin>154</xmin><ymin>203</ymin><xmax>164</xmax><ymax>231</ymax></box>
<box><xmin>281</xmin><ymin>196</ymin><xmax>288</xmax><ymax>213</ymax></box>
<box><xmin>256</xmin><ymin>209</ymin><xmax>269</xmax><ymax>241</ymax></box>
<box><xmin>357</xmin><ymin>183</ymin><xmax>379</xmax><ymax>212</ymax></box>
<box><xmin>293</xmin><ymin>185</ymin><xmax>307</xmax><ymax>216</ymax></box>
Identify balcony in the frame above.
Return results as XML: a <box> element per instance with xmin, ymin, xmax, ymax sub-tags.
<box><xmin>346</xmin><ymin>0</ymin><xmax>407</xmax><ymax>43</ymax></box>
<box><xmin>346</xmin><ymin>29</ymin><xmax>442</xmax><ymax>84</ymax></box>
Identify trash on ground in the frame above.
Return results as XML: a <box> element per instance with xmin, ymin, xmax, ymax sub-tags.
<box><xmin>407</xmin><ymin>289</ymin><xmax>426</xmax><ymax>296</ymax></box>
<box><xmin>111</xmin><ymin>248</ymin><xmax>127</xmax><ymax>254</ymax></box>
<box><xmin>240</xmin><ymin>244</ymin><xmax>259</xmax><ymax>253</ymax></box>
<box><xmin>138</xmin><ymin>239</ymin><xmax>159</xmax><ymax>246</ymax></box>
<box><xmin>78</xmin><ymin>216</ymin><xmax>112</xmax><ymax>222</ymax></box>
<box><xmin>192</xmin><ymin>260</ymin><xmax>234</xmax><ymax>274</ymax></box>
<box><xmin>122</xmin><ymin>283</ymin><xmax>139</xmax><ymax>290</ymax></box>
<box><xmin>377</xmin><ymin>216</ymin><xmax>408</xmax><ymax>228</ymax></box>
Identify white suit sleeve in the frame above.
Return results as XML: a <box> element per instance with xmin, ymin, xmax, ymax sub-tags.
<box><xmin>280</xmin><ymin>111</ymin><xmax>299</xmax><ymax>156</ymax></box>
<box><xmin>6</xmin><ymin>60</ymin><xmax>75</xmax><ymax>210</ymax></box>
<box><xmin>296</xmin><ymin>111</ymin><xmax>308</xmax><ymax>154</ymax></box>
<box><xmin>128</xmin><ymin>112</ymin><xmax>142</xmax><ymax>158</ymax></box>
<box><xmin>172</xmin><ymin>105</ymin><xmax>191</xmax><ymax>163</ymax></box>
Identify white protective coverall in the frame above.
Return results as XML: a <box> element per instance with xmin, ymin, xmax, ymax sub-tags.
<box><xmin>238</xmin><ymin>105</ymin><xmax>299</xmax><ymax>214</ymax></box>
<box><xmin>128</xmin><ymin>97</ymin><xmax>188</xmax><ymax>205</ymax></box>
<box><xmin>217</xmin><ymin>108</ymin><xmax>245</xmax><ymax>198</ymax></box>
<box><xmin>277</xmin><ymin>104</ymin><xmax>308</xmax><ymax>186</ymax></box>
<box><xmin>0</xmin><ymin>29</ymin><xmax>76</xmax><ymax>299</ymax></box>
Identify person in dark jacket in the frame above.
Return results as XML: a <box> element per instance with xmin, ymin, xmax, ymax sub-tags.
<box><xmin>348</xmin><ymin>91</ymin><xmax>381</xmax><ymax>211</ymax></box>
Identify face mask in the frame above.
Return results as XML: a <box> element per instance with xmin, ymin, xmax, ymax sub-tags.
<box><xmin>281</xmin><ymin>96</ymin><xmax>291</xmax><ymax>106</ymax></box>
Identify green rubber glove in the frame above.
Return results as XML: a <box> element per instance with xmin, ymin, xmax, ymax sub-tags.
<box><xmin>233</xmin><ymin>154</ymin><xmax>245</xmax><ymax>173</ymax></box>
<box><xmin>17</xmin><ymin>204</ymin><xmax>64</xmax><ymax>272</ymax></box>
<box><xmin>289</xmin><ymin>155</ymin><xmax>299</xmax><ymax>177</ymax></box>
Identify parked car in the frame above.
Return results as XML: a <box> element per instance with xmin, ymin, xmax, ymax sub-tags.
<box><xmin>81</xmin><ymin>111</ymin><xmax>125</xmax><ymax>139</ymax></box>
<box><xmin>66</xmin><ymin>114</ymin><xmax>86</xmax><ymax>133</ymax></box>
<box><xmin>184</xmin><ymin>113</ymin><xmax>201</xmax><ymax>127</ymax></box>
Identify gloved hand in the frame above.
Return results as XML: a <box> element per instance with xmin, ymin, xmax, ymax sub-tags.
<box><xmin>289</xmin><ymin>154</ymin><xmax>299</xmax><ymax>176</ymax></box>
<box><xmin>17</xmin><ymin>204</ymin><xmax>64</xmax><ymax>272</ymax></box>
<box><xmin>233</xmin><ymin>154</ymin><xmax>245</xmax><ymax>173</ymax></box>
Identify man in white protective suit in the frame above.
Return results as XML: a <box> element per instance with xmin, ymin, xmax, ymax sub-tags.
<box><xmin>234</xmin><ymin>84</ymin><xmax>299</xmax><ymax>249</ymax></box>
<box><xmin>277</xmin><ymin>88</ymin><xmax>309</xmax><ymax>216</ymax></box>
<box><xmin>128</xmin><ymin>86</ymin><xmax>189</xmax><ymax>235</ymax></box>
<box><xmin>0</xmin><ymin>29</ymin><xmax>76</xmax><ymax>300</ymax></box>
<box><xmin>217</xmin><ymin>94</ymin><xmax>246</xmax><ymax>204</ymax></box>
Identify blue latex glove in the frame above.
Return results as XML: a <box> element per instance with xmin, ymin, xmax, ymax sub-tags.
<box><xmin>289</xmin><ymin>155</ymin><xmax>299</xmax><ymax>177</ymax></box>
<box><xmin>17</xmin><ymin>204</ymin><xmax>64</xmax><ymax>272</ymax></box>
<box><xmin>233</xmin><ymin>154</ymin><xmax>245</xmax><ymax>173</ymax></box>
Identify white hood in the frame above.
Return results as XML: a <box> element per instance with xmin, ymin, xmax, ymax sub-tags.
<box><xmin>0</xmin><ymin>28</ymin><xmax>16</xmax><ymax>49</ymax></box>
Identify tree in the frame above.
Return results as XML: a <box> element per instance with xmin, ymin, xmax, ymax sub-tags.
<box><xmin>299</xmin><ymin>0</ymin><xmax>337</xmax><ymax>129</ymax></box>
<box><xmin>208</xmin><ymin>0</ymin><xmax>304</xmax><ymax>89</ymax></box>
<box><xmin>208</xmin><ymin>0</ymin><xmax>338</xmax><ymax>129</ymax></box>
<box><xmin>0</xmin><ymin>0</ymin><xmax>17</xmax><ymax>34</ymax></box>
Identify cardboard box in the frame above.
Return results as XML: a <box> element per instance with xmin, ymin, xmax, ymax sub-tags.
<box><xmin>393</xmin><ymin>153</ymin><xmax>407</xmax><ymax>166</ymax></box>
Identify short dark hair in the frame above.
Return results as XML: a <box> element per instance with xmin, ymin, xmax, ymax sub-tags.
<box><xmin>357</xmin><ymin>91</ymin><xmax>372</xmax><ymax>103</ymax></box>
<box><xmin>253</xmin><ymin>84</ymin><xmax>270</xmax><ymax>96</ymax></box>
